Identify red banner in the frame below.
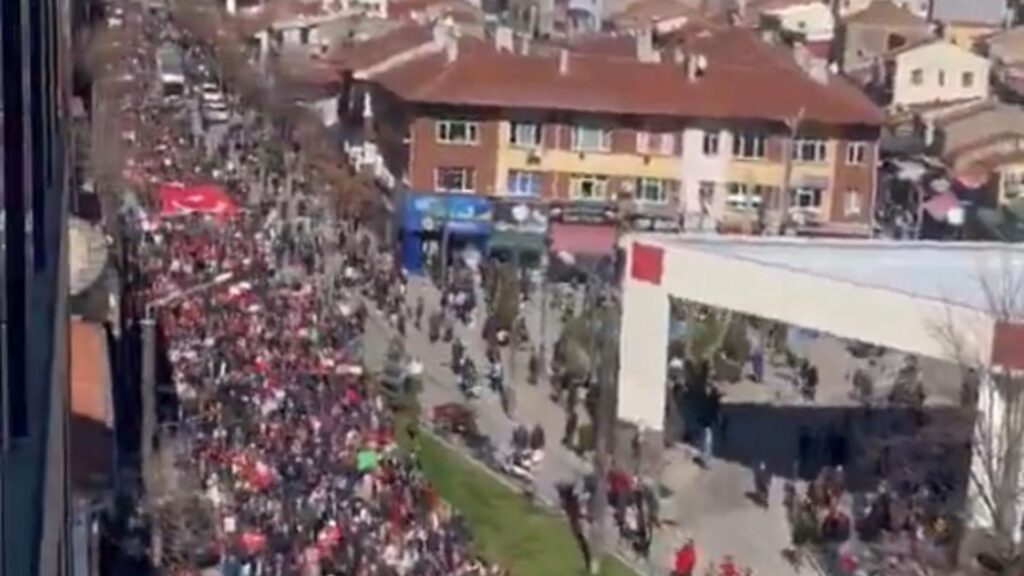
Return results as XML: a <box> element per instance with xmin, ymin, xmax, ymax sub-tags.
<box><xmin>159</xmin><ymin>182</ymin><xmax>238</xmax><ymax>220</ymax></box>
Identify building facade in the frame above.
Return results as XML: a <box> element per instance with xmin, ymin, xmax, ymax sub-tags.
<box><xmin>347</xmin><ymin>24</ymin><xmax>884</xmax><ymax>237</ymax></box>
<box><xmin>891</xmin><ymin>40</ymin><xmax>991</xmax><ymax>107</ymax></box>
<box><xmin>2</xmin><ymin>0</ymin><xmax>75</xmax><ymax>575</ymax></box>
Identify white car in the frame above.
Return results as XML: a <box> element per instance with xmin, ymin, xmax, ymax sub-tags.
<box><xmin>199</xmin><ymin>83</ymin><xmax>225</xmax><ymax>105</ymax></box>
<box><xmin>203</xmin><ymin>101</ymin><xmax>230</xmax><ymax>124</ymax></box>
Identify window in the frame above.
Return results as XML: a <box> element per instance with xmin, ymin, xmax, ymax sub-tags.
<box><xmin>569</xmin><ymin>174</ymin><xmax>609</xmax><ymax>200</ymax></box>
<box><xmin>938</xmin><ymin>70</ymin><xmax>946</xmax><ymax>87</ymax></box>
<box><xmin>435</xmin><ymin>167</ymin><xmax>475</xmax><ymax>192</ymax></box>
<box><xmin>507</xmin><ymin>170</ymin><xmax>542</xmax><ymax>196</ymax></box>
<box><xmin>1005</xmin><ymin>171</ymin><xmax>1024</xmax><ymax>200</ymax></box>
<box><xmin>791</xmin><ymin>187</ymin><xmax>823</xmax><ymax>210</ymax></box>
<box><xmin>793</xmin><ymin>139</ymin><xmax>828</xmax><ymax>163</ymax></box>
<box><xmin>962</xmin><ymin>71</ymin><xmax>975</xmax><ymax>88</ymax></box>
<box><xmin>732</xmin><ymin>133</ymin><xmax>766</xmax><ymax>159</ymax></box>
<box><xmin>726</xmin><ymin>184</ymin><xmax>778</xmax><ymax>210</ymax></box>
<box><xmin>702</xmin><ymin>131</ymin><xmax>719</xmax><ymax>156</ymax></box>
<box><xmin>436</xmin><ymin>120</ymin><xmax>479</xmax><ymax>144</ymax></box>
<box><xmin>637</xmin><ymin>131</ymin><xmax>677</xmax><ymax>155</ymax></box>
<box><xmin>726</xmin><ymin>183</ymin><xmax>761</xmax><ymax>209</ymax></box>
<box><xmin>635</xmin><ymin>178</ymin><xmax>676</xmax><ymax>204</ymax></box>
<box><xmin>699</xmin><ymin>181</ymin><xmax>716</xmax><ymax>214</ymax></box>
<box><xmin>571</xmin><ymin>125</ymin><xmax>611</xmax><ymax>152</ymax></box>
<box><xmin>844</xmin><ymin>188</ymin><xmax>861</xmax><ymax>216</ymax></box>
<box><xmin>846</xmin><ymin>142</ymin><xmax>867</xmax><ymax>165</ymax></box>
<box><xmin>910</xmin><ymin>68</ymin><xmax>924</xmax><ymax>86</ymax></box>
<box><xmin>509</xmin><ymin>122</ymin><xmax>542</xmax><ymax>148</ymax></box>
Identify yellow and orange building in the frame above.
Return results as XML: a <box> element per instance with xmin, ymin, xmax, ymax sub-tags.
<box><xmin>338</xmin><ymin>22</ymin><xmax>884</xmax><ymax>235</ymax></box>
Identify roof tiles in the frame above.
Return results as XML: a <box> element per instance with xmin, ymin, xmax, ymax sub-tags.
<box><xmin>375</xmin><ymin>28</ymin><xmax>884</xmax><ymax>126</ymax></box>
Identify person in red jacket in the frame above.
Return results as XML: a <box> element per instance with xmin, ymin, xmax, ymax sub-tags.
<box><xmin>674</xmin><ymin>538</ymin><xmax>696</xmax><ymax>576</ymax></box>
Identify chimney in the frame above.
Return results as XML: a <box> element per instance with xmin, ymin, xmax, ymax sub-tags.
<box><xmin>446</xmin><ymin>37</ymin><xmax>459</xmax><ymax>63</ymax></box>
<box><xmin>559</xmin><ymin>48</ymin><xmax>570</xmax><ymax>75</ymax></box>
<box><xmin>673</xmin><ymin>48</ymin><xmax>685</xmax><ymax>65</ymax></box>
<box><xmin>636</xmin><ymin>26</ymin><xmax>659</xmax><ymax>63</ymax></box>
<box><xmin>495</xmin><ymin>25</ymin><xmax>514</xmax><ymax>53</ymax></box>
<box><xmin>793</xmin><ymin>43</ymin><xmax>828</xmax><ymax>84</ymax></box>
<box><xmin>736</xmin><ymin>0</ymin><xmax>747</xmax><ymax>19</ymax></box>
<box><xmin>685</xmin><ymin>53</ymin><xmax>706</xmax><ymax>81</ymax></box>
<box><xmin>520</xmin><ymin>34</ymin><xmax>531</xmax><ymax>55</ymax></box>
<box><xmin>433</xmin><ymin>19</ymin><xmax>459</xmax><ymax>62</ymax></box>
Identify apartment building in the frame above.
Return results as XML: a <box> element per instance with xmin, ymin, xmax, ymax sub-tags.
<box><xmin>343</xmin><ymin>23</ymin><xmax>883</xmax><ymax>239</ymax></box>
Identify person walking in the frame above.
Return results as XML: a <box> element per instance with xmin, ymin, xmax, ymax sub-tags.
<box><xmin>673</xmin><ymin>538</ymin><xmax>696</xmax><ymax>576</ymax></box>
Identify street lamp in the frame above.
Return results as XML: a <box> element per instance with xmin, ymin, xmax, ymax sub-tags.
<box><xmin>140</xmin><ymin>271</ymin><xmax>234</xmax><ymax>501</ymax></box>
<box><xmin>554</xmin><ymin>249</ymin><xmax>618</xmax><ymax>575</ymax></box>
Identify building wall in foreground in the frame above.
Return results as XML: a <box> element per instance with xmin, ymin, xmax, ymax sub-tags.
<box><xmin>616</xmin><ymin>236</ymin><xmax>997</xmax><ymax>431</ymax></box>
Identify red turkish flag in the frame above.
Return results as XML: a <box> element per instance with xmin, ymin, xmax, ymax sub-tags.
<box><xmin>630</xmin><ymin>242</ymin><xmax>664</xmax><ymax>286</ymax></box>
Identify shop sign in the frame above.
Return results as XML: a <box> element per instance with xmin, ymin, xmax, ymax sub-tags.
<box><xmin>401</xmin><ymin>192</ymin><xmax>493</xmax><ymax>234</ymax></box>
<box><xmin>493</xmin><ymin>200</ymin><xmax>549</xmax><ymax>235</ymax></box>
<box><xmin>548</xmin><ymin>201</ymin><xmax>618</xmax><ymax>225</ymax></box>
<box><xmin>628</xmin><ymin>214</ymin><xmax>682</xmax><ymax>233</ymax></box>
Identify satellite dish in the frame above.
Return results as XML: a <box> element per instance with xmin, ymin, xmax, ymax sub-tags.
<box><xmin>511</xmin><ymin>203</ymin><xmax>531</xmax><ymax>223</ymax></box>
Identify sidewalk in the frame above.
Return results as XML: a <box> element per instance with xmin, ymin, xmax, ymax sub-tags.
<box><xmin>356</xmin><ymin>275</ymin><xmax>803</xmax><ymax>576</ymax></box>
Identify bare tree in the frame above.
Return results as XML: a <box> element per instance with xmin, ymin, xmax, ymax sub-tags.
<box><xmin>934</xmin><ymin>261</ymin><xmax>1024</xmax><ymax>558</ymax></box>
<box><xmin>145</xmin><ymin>446</ymin><xmax>218</xmax><ymax>573</ymax></box>
<box><xmin>173</xmin><ymin>0</ymin><xmax>368</xmax><ymax>214</ymax></box>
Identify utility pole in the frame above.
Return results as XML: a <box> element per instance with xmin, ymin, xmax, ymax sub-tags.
<box><xmin>505</xmin><ymin>249</ymin><xmax>522</xmax><ymax>416</ymax></box>
<box><xmin>140</xmin><ymin>312</ymin><xmax>159</xmax><ymax>566</ymax></box>
<box><xmin>538</xmin><ymin>251</ymin><xmax>550</xmax><ymax>384</ymax></box>
<box><xmin>589</xmin><ymin>293</ymin><xmax>619</xmax><ymax>575</ymax></box>
<box><xmin>777</xmin><ymin>107</ymin><xmax>805</xmax><ymax>236</ymax></box>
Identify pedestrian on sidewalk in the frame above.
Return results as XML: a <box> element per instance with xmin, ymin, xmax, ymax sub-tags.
<box><xmin>673</xmin><ymin>538</ymin><xmax>696</xmax><ymax>576</ymax></box>
<box><xmin>563</xmin><ymin>407</ymin><xmax>578</xmax><ymax>449</ymax></box>
<box><xmin>414</xmin><ymin>295</ymin><xmax>424</xmax><ymax>330</ymax></box>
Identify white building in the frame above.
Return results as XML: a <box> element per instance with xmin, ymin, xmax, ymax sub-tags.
<box><xmin>616</xmin><ymin>235</ymin><xmax>1024</xmax><ymax>545</ymax></box>
<box><xmin>762</xmin><ymin>1</ymin><xmax>835</xmax><ymax>43</ymax></box>
<box><xmin>891</xmin><ymin>40</ymin><xmax>990</xmax><ymax>107</ymax></box>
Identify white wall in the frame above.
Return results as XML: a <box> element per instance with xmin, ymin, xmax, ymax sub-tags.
<box><xmin>765</xmin><ymin>2</ymin><xmax>835</xmax><ymax>42</ymax></box>
<box><xmin>681</xmin><ymin>128</ymin><xmax>730</xmax><ymax>231</ymax></box>
<box><xmin>618</xmin><ymin>244</ymin><xmax>671</xmax><ymax>430</ymax></box>
<box><xmin>616</xmin><ymin>237</ymin><xmax>996</xmax><ymax>431</ymax></box>
<box><xmin>893</xmin><ymin>42</ymin><xmax>991</xmax><ymax>107</ymax></box>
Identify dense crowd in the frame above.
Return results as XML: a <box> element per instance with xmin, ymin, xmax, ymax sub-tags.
<box><xmin>125</xmin><ymin>7</ymin><xmax>508</xmax><ymax>576</ymax></box>
<box><xmin>138</xmin><ymin>210</ymin><xmax>503</xmax><ymax>576</ymax></box>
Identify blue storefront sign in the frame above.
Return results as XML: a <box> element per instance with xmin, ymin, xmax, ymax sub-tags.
<box><xmin>397</xmin><ymin>191</ymin><xmax>494</xmax><ymax>273</ymax></box>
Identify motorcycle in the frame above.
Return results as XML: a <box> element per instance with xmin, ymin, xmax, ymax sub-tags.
<box><xmin>487</xmin><ymin>362</ymin><xmax>504</xmax><ymax>393</ymax></box>
<box><xmin>459</xmin><ymin>361</ymin><xmax>482</xmax><ymax>399</ymax></box>
<box><xmin>500</xmin><ymin>448</ymin><xmax>544</xmax><ymax>483</ymax></box>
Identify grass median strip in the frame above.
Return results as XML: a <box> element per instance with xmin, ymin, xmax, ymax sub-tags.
<box><xmin>396</xmin><ymin>408</ymin><xmax>639</xmax><ymax>576</ymax></box>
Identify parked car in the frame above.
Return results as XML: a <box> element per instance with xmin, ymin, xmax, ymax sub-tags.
<box><xmin>199</xmin><ymin>82</ymin><xmax>225</xmax><ymax>105</ymax></box>
<box><xmin>202</xmin><ymin>100</ymin><xmax>229</xmax><ymax>123</ymax></box>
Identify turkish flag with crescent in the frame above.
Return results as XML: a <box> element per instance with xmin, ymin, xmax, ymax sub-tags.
<box><xmin>158</xmin><ymin>182</ymin><xmax>238</xmax><ymax>220</ymax></box>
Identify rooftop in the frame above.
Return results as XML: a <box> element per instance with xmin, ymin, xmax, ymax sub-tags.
<box><xmin>930</xmin><ymin>0</ymin><xmax>1008</xmax><ymax>26</ymax></box>
<box><xmin>656</xmin><ymin>235</ymin><xmax>1024</xmax><ymax>314</ymax></box>
<box><xmin>843</xmin><ymin>0</ymin><xmax>929</xmax><ymax>28</ymax></box>
<box><xmin>374</xmin><ymin>27</ymin><xmax>884</xmax><ymax>125</ymax></box>
<box><xmin>325</xmin><ymin>23</ymin><xmax>435</xmax><ymax>72</ymax></box>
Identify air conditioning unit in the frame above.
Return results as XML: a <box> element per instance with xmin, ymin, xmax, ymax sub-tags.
<box><xmin>526</xmin><ymin>149</ymin><xmax>542</xmax><ymax>165</ymax></box>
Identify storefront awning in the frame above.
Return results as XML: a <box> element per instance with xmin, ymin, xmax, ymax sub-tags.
<box><xmin>489</xmin><ymin>230</ymin><xmax>547</xmax><ymax>253</ymax></box>
<box><xmin>549</xmin><ymin>222</ymin><xmax>617</xmax><ymax>256</ymax></box>
<box><xmin>71</xmin><ymin>319</ymin><xmax>114</xmax><ymax>494</ymax></box>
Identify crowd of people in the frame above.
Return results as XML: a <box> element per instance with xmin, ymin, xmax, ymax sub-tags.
<box><xmin>123</xmin><ymin>6</ymin><xmax>510</xmax><ymax>576</ymax></box>
<box><xmin>138</xmin><ymin>210</ymin><xmax>504</xmax><ymax>576</ymax></box>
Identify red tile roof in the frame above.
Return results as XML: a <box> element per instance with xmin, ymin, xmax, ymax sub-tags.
<box><xmin>843</xmin><ymin>0</ymin><xmax>929</xmax><ymax>27</ymax></box>
<box><xmin>388</xmin><ymin>0</ymin><xmax>482</xmax><ymax>20</ymax></box>
<box><xmin>375</xmin><ymin>28</ymin><xmax>884</xmax><ymax>126</ymax></box>
<box><xmin>325</xmin><ymin>24</ymin><xmax>435</xmax><ymax>72</ymax></box>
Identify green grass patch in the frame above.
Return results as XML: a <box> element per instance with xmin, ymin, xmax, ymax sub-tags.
<box><xmin>396</xmin><ymin>406</ymin><xmax>638</xmax><ymax>576</ymax></box>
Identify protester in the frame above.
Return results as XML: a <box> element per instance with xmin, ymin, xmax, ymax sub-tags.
<box><xmin>674</xmin><ymin>538</ymin><xmax>696</xmax><ymax>576</ymax></box>
<box><xmin>132</xmin><ymin>19</ymin><xmax>509</xmax><ymax>576</ymax></box>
